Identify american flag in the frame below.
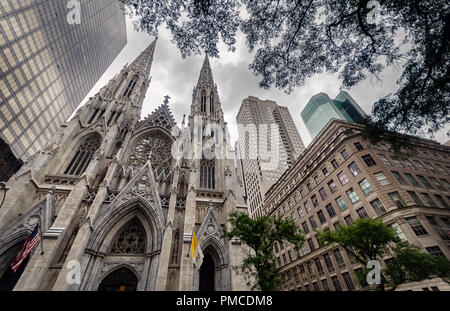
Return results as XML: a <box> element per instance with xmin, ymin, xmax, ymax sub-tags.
<box><xmin>10</xmin><ymin>224</ymin><xmax>39</xmax><ymax>273</ymax></box>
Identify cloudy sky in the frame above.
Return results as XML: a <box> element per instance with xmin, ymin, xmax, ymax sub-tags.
<box><xmin>75</xmin><ymin>16</ymin><xmax>449</xmax><ymax>147</ymax></box>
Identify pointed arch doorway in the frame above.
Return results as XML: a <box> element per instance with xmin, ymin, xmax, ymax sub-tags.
<box><xmin>199</xmin><ymin>252</ymin><xmax>215</xmax><ymax>291</ymax></box>
<box><xmin>0</xmin><ymin>241</ymin><xmax>29</xmax><ymax>291</ymax></box>
<box><xmin>98</xmin><ymin>267</ymin><xmax>138</xmax><ymax>291</ymax></box>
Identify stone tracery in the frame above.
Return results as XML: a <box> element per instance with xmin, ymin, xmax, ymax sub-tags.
<box><xmin>127</xmin><ymin>132</ymin><xmax>172</xmax><ymax>172</ymax></box>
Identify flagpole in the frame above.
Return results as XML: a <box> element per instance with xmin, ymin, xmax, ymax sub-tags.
<box><xmin>39</xmin><ymin>207</ymin><xmax>44</xmax><ymax>255</ymax></box>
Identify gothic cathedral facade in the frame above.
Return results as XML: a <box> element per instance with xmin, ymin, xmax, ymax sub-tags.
<box><xmin>0</xmin><ymin>39</ymin><xmax>250</xmax><ymax>291</ymax></box>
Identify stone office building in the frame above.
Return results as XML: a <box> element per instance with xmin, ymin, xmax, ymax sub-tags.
<box><xmin>263</xmin><ymin>119</ymin><xmax>450</xmax><ymax>291</ymax></box>
<box><xmin>0</xmin><ymin>40</ymin><xmax>249</xmax><ymax>291</ymax></box>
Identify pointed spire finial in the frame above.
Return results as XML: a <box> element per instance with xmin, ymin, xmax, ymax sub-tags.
<box><xmin>129</xmin><ymin>38</ymin><xmax>157</xmax><ymax>77</ymax></box>
<box><xmin>164</xmin><ymin>95</ymin><xmax>170</xmax><ymax>106</ymax></box>
<box><xmin>197</xmin><ymin>54</ymin><xmax>214</xmax><ymax>86</ymax></box>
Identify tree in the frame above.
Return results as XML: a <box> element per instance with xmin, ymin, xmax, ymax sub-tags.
<box><xmin>318</xmin><ymin>218</ymin><xmax>450</xmax><ymax>290</ymax></box>
<box><xmin>121</xmin><ymin>0</ymin><xmax>449</xmax><ymax>138</ymax></box>
<box><xmin>222</xmin><ymin>211</ymin><xmax>304</xmax><ymax>291</ymax></box>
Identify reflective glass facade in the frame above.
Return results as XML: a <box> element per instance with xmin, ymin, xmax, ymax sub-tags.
<box><xmin>301</xmin><ymin>91</ymin><xmax>366</xmax><ymax>139</ymax></box>
<box><xmin>0</xmin><ymin>0</ymin><xmax>126</xmax><ymax>162</ymax></box>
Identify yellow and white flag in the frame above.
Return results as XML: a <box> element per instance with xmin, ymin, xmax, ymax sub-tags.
<box><xmin>190</xmin><ymin>229</ymin><xmax>204</xmax><ymax>269</ymax></box>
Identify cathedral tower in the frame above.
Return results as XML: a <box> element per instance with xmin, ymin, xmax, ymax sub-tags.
<box><xmin>0</xmin><ymin>41</ymin><xmax>249</xmax><ymax>291</ymax></box>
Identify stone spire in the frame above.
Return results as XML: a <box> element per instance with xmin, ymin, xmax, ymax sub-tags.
<box><xmin>196</xmin><ymin>54</ymin><xmax>215</xmax><ymax>88</ymax></box>
<box><xmin>128</xmin><ymin>38</ymin><xmax>157</xmax><ymax>77</ymax></box>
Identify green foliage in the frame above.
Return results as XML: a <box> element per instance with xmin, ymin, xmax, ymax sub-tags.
<box><xmin>384</xmin><ymin>243</ymin><xmax>450</xmax><ymax>290</ymax></box>
<box><xmin>319</xmin><ymin>218</ymin><xmax>450</xmax><ymax>291</ymax></box>
<box><xmin>319</xmin><ymin>219</ymin><xmax>399</xmax><ymax>263</ymax></box>
<box><xmin>122</xmin><ymin>0</ymin><xmax>449</xmax><ymax>137</ymax></box>
<box><xmin>223</xmin><ymin>211</ymin><xmax>304</xmax><ymax>291</ymax></box>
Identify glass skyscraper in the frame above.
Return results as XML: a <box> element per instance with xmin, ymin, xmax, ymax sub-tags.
<box><xmin>301</xmin><ymin>91</ymin><xmax>366</xmax><ymax>139</ymax></box>
<box><xmin>0</xmin><ymin>0</ymin><xmax>127</xmax><ymax>171</ymax></box>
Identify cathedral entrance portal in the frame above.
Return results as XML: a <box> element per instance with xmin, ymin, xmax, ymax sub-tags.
<box><xmin>98</xmin><ymin>267</ymin><xmax>138</xmax><ymax>291</ymax></box>
<box><xmin>0</xmin><ymin>241</ymin><xmax>29</xmax><ymax>291</ymax></box>
<box><xmin>199</xmin><ymin>250</ymin><xmax>215</xmax><ymax>291</ymax></box>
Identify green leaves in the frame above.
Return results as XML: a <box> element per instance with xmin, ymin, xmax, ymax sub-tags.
<box><xmin>318</xmin><ymin>218</ymin><xmax>450</xmax><ymax>290</ymax></box>
<box><xmin>223</xmin><ymin>211</ymin><xmax>304</xmax><ymax>291</ymax></box>
<box><xmin>123</xmin><ymin>0</ymin><xmax>449</xmax><ymax>138</ymax></box>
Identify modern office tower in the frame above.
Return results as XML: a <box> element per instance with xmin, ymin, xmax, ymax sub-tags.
<box><xmin>0</xmin><ymin>0</ymin><xmax>127</xmax><ymax>180</ymax></box>
<box><xmin>301</xmin><ymin>91</ymin><xmax>366</xmax><ymax>139</ymax></box>
<box><xmin>236</xmin><ymin>96</ymin><xmax>305</xmax><ymax>218</ymax></box>
<box><xmin>263</xmin><ymin>119</ymin><xmax>450</xmax><ymax>291</ymax></box>
<box><xmin>0</xmin><ymin>43</ymin><xmax>250</xmax><ymax>291</ymax></box>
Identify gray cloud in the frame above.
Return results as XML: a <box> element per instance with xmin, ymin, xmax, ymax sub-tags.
<box><xmin>75</xmin><ymin>16</ymin><xmax>449</xmax><ymax>147</ymax></box>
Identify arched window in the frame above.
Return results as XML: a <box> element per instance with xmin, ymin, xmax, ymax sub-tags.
<box><xmin>200</xmin><ymin>158</ymin><xmax>215</xmax><ymax>189</ymax></box>
<box><xmin>64</xmin><ymin>134</ymin><xmax>101</xmax><ymax>176</ymax></box>
<box><xmin>201</xmin><ymin>90</ymin><xmax>206</xmax><ymax>112</ymax></box>
<box><xmin>210</xmin><ymin>96</ymin><xmax>214</xmax><ymax>113</ymax></box>
<box><xmin>110</xmin><ymin>218</ymin><xmax>146</xmax><ymax>254</ymax></box>
<box><xmin>87</xmin><ymin>108</ymin><xmax>99</xmax><ymax>124</ymax></box>
<box><xmin>123</xmin><ymin>77</ymin><xmax>137</xmax><ymax>98</ymax></box>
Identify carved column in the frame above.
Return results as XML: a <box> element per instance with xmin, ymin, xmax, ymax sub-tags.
<box><xmin>178</xmin><ymin>163</ymin><xmax>197</xmax><ymax>290</ymax></box>
<box><xmin>155</xmin><ymin>165</ymin><xmax>180</xmax><ymax>290</ymax></box>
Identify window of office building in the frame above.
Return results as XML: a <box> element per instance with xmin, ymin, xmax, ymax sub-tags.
<box><xmin>331</xmin><ymin>159</ymin><xmax>339</xmax><ymax>169</ymax></box>
<box><xmin>378</xmin><ymin>154</ymin><xmax>391</xmax><ymax>166</ymax></box>
<box><xmin>309</xmin><ymin>216</ymin><xmax>318</xmax><ymax>229</ymax></box>
<box><xmin>388</xmin><ymin>222</ymin><xmax>407</xmax><ymax>241</ymax></box>
<box><xmin>362</xmin><ymin>154</ymin><xmax>377</xmax><ymax>167</ymax></box>
<box><xmin>434</xmin><ymin>194</ymin><xmax>449</xmax><ymax>209</ymax></box>
<box><xmin>391</xmin><ymin>158</ymin><xmax>403</xmax><ymax>168</ymax></box>
<box><xmin>323</xmin><ymin>252</ymin><xmax>334</xmax><ymax>272</ymax></box>
<box><xmin>311</xmin><ymin>195</ymin><xmax>319</xmax><ymax>207</ymax></box>
<box><xmin>356</xmin><ymin>207</ymin><xmax>370</xmax><ymax>219</ymax></box>
<box><xmin>317</xmin><ymin>210</ymin><xmax>326</xmax><ymax>223</ymax></box>
<box><xmin>348</xmin><ymin>161</ymin><xmax>361</xmax><ymax>176</ymax></box>
<box><xmin>391</xmin><ymin>171</ymin><xmax>407</xmax><ymax>185</ymax></box>
<box><xmin>426</xmin><ymin>216</ymin><xmax>449</xmax><ymax>240</ymax></box>
<box><xmin>414</xmin><ymin>160</ymin><xmax>425</xmax><ymax>171</ymax></box>
<box><xmin>304</xmin><ymin>201</ymin><xmax>312</xmax><ymax>212</ymax></box>
<box><xmin>421</xmin><ymin>193</ymin><xmax>437</xmax><ymax>207</ymax></box>
<box><xmin>417</xmin><ymin>175</ymin><xmax>433</xmax><ymax>189</ymax></box>
<box><xmin>325</xmin><ymin>203</ymin><xmax>336</xmax><ymax>218</ymax></box>
<box><xmin>358</xmin><ymin>178</ymin><xmax>374</xmax><ymax>195</ymax></box>
<box><xmin>302</xmin><ymin>221</ymin><xmax>309</xmax><ymax>234</ymax></box>
<box><xmin>341</xmin><ymin>149</ymin><xmax>349</xmax><ymax>160</ymax></box>
<box><xmin>425</xmin><ymin>246</ymin><xmax>445</xmax><ymax>257</ymax></box>
<box><xmin>375</xmin><ymin>172</ymin><xmax>390</xmax><ymax>186</ymax></box>
<box><xmin>319</xmin><ymin>187</ymin><xmax>327</xmax><ymax>200</ymax></box>
<box><xmin>370</xmin><ymin>198</ymin><xmax>387</xmax><ymax>216</ymax></box>
<box><xmin>331</xmin><ymin>276</ymin><xmax>342</xmax><ymax>291</ymax></box>
<box><xmin>407</xmin><ymin>191</ymin><xmax>423</xmax><ymax>205</ymax></box>
<box><xmin>338</xmin><ymin>171</ymin><xmax>349</xmax><ymax>185</ymax></box>
<box><xmin>344</xmin><ymin>214</ymin><xmax>354</xmax><ymax>225</ymax></box>
<box><xmin>336</xmin><ymin>196</ymin><xmax>348</xmax><ymax>211</ymax></box>
<box><xmin>342</xmin><ymin>272</ymin><xmax>356</xmax><ymax>290</ymax></box>
<box><xmin>327</xmin><ymin>179</ymin><xmax>338</xmax><ymax>193</ymax></box>
<box><xmin>346</xmin><ymin>188</ymin><xmax>360</xmax><ymax>204</ymax></box>
<box><xmin>354</xmin><ymin>141</ymin><xmax>363</xmax><ymax>151</ymax></box>
<box><xmin>388</xmin><ymin>191</ymin><xmax>406</xmax><ymax>208</ymax></box>
<box><xmin>404</xmin><ymin>173</ymin><xmax>419</xmax><ymax>186</ymax></box>
<box><xmin>405</xmin><ymin>216</ymin><xmax>428</xmax><ymax>236</ymax></box>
